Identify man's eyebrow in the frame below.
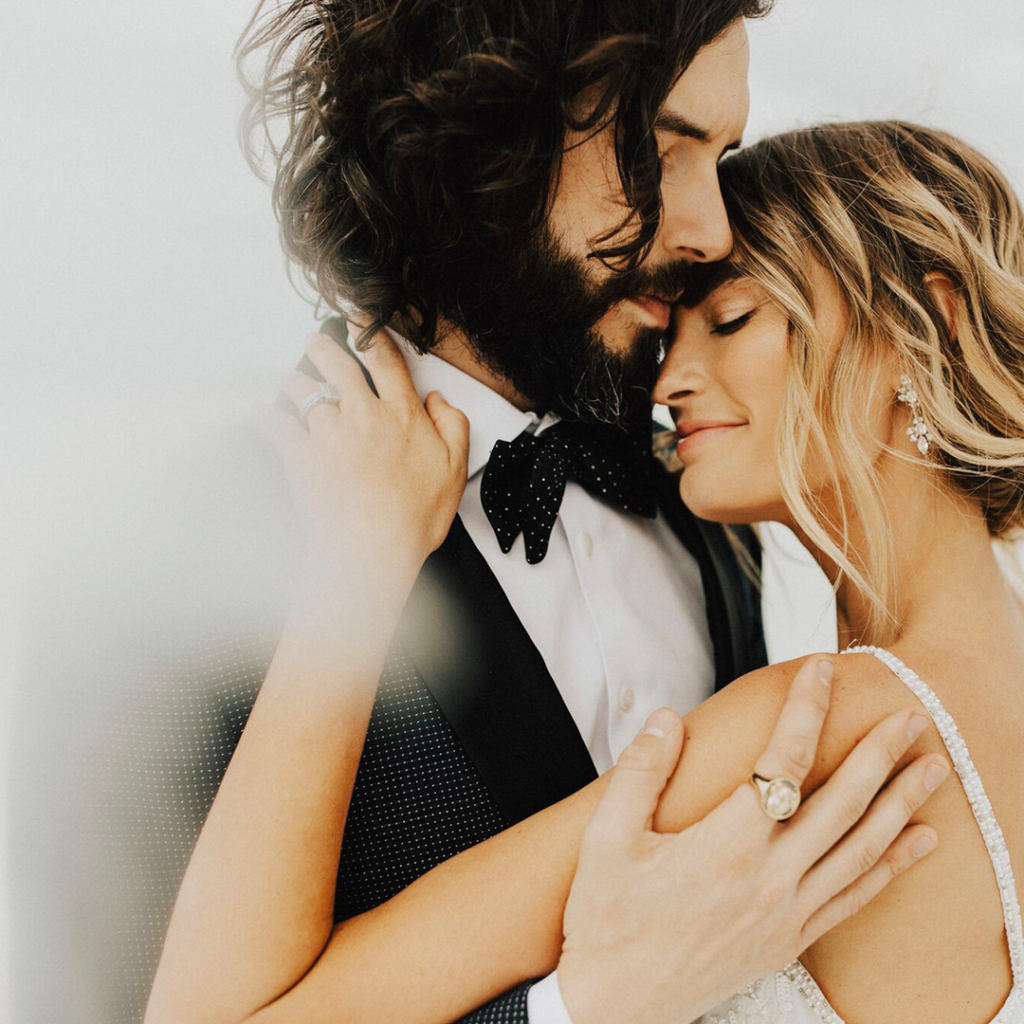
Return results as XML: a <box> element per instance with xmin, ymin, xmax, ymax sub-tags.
<box><xmin>652</xmin><ymin>111</ymin><xmax>710</xmax><ymax>142</ymax></box>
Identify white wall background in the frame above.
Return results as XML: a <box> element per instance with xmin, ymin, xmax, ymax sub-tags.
<box><xmin>3</xmin><ymin>1</ymin><xmax>1023</xmax><ymax>1018</ymax></box>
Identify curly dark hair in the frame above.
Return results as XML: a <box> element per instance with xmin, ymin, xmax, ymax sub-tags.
<box><xmin>237</xmin><ymin>0</ymin><xmax>772</xmax><ymax>352</ymax></box>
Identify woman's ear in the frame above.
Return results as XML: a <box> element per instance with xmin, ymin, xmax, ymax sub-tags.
<box><xmin>924</xmin><ymin>271</ymin><xmax>958</xmax><ymax>340</ymax></box>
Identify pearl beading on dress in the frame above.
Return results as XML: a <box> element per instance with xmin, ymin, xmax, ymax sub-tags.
<box><xmin>845</xmin><ymin>646</ymin><xmax>1024</xmax><ymax>996</ymax></box>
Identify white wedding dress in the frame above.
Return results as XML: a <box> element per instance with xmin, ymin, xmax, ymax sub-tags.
<box><xmin>698</xmin><ymin>645</ymin><xmax>1024</xmax><ymax>1024</ymax></box>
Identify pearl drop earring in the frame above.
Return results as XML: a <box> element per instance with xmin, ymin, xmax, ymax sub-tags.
<box><xmin>896</xmin><ymin>373</ymin><xmax>933</xmax><ymax>456</ymax></box>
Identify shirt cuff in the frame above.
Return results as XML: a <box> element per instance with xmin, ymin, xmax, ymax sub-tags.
<box><xmin>526</xmin><ymin>970</ymin><xmax>576</xmax><ymax>1024</ymax></box>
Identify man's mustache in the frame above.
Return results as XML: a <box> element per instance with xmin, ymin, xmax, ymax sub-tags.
<box><xmin>594</xmin><ymin>258</ymin><xmax>701</xmax><ymax>308</ymax></box>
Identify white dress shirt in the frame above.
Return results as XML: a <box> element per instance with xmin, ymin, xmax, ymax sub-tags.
<box><xmin>389</xmin><ymin>339</ymin><xmax>717</xmax><ymax>1022</ymax></box>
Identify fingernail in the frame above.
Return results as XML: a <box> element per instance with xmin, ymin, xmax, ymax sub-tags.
<box><xmin>925</xmin><ymin>760</ymin><xmax>949</xmax><ymax>791</ymax></box>
<box><xmin>817</xmin><ymin>659</ymin><xmax>834</xmax><ymax>686</ymax></box>
<box><xmin>642</xmin><ymin>708</ymin><xmax>678</xmax><ymax>739</ymax></box>
<box><xmin>906</xmin><ymin>713</ymin><xmax>930</xmax><ymax>742</ymax></box>
<box><xmin>912</xmin><ymin>834</ymin><xmax>938</xmax><ymax>857</ymax></box>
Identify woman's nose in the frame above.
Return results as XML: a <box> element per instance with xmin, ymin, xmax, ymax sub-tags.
<box><xmin>653</xmin><ymin>337</ymin><xmax>705</xmax><ymax>407</ymax></box>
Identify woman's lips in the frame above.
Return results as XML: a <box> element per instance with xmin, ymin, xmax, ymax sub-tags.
<box><xmin>676</xmin><ymin>422</ymin><xmax>745</xmax><ymax>456</ymax></box>
<box><xmin>629</xmin><ymin>295</ymin><xmax>672</xmax><ymax>329</ymax></box>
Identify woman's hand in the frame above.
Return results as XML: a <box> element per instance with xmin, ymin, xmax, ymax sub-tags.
<box><xmin>252</xmin><ymin>325</ymin><xmax>470</xmax><ymax>575</ymax></box>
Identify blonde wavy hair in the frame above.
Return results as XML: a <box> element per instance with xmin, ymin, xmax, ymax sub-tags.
<box><xmin>715</xmin><ymin>121</ymin><xmax>1024</xmax><ymax>641</ymax></box>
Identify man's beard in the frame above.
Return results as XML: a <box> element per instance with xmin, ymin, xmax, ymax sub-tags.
<box><xmin>446</xmin><ymin>226</ymin><xmax>697</xmax><ymax>438</ymax></box>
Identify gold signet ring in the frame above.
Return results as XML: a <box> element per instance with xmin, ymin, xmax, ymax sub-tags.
<box><xmin>749</xmin><ymin>773</ymin><xmax>802</xmax><ymax>821</ymax></box>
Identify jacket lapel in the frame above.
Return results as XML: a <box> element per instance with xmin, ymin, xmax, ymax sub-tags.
<box><xmin>397</xmin><ymin>517</ymin><xmax>598</xmax><ymax>824</ymax></box>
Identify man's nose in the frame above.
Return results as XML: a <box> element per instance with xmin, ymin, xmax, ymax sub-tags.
<box><xmin>659</xmin><ymin>171</ymin><xmax>733</xmax><ymax>263</ymax></box>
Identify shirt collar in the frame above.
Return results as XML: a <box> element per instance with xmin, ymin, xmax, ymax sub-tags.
<box><xmin>354</xmin><ymin>328</ymin><xmax>560</xmax><ymax>481</ymax></box>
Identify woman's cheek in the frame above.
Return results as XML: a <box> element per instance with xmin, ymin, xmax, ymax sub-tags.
<box><xmin>697</xmin><ymin>323</ymin><xmax>789</xmax><ymax>522</ymax></box>
<box><xmin>673</xmin><ymin>309</ymin><xmax>793</xmax><ymax>524</ymax></box>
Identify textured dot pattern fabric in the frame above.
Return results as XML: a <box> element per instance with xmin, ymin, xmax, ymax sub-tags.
<box><xmin>11</xmin><ymin>610</ymin><xmax>283</xmax><ymax>1024</ymax></box>
<box><xmin>335</xmin><ymin>642</ymin><xmax>510</xmax><ymax>919</ymax></box>
<box><xmin>13</xmin><ymin>611</ymin><xmax>534</xmax><ymax>1023</ymax></box>
<box><xmin>459</xmin><ymin>981</ymin><xmax>534</xmax><ymax>1023</ymax></box>
<box><xmin>481</xmin><ymin>421</ymin><xmax>659</xmax><ymax>563</ymax></box>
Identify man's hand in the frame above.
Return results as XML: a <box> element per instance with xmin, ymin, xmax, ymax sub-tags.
<box><xmin>556</xmin><ymin>656</ymin><xmax>948</xmax><ymax>1024</ymax></box>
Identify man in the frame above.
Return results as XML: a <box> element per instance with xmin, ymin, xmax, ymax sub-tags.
<box><xmin>245</xmin><ymin>5</ymin><xmax>768</xmax><ymax>1016</ymax></box>
<box><xmin>9</xmin><ymin>3</ymin><xmax>936</xmax><ymax>1023</ymax></box>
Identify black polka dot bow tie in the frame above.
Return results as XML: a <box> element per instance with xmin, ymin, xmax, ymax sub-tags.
<box><xmin>480</xmin><ymin>421</ymin><xmax>659</xmax><ymax>564</ymax></box>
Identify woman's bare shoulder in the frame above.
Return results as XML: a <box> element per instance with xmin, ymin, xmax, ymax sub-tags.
<box><xmin>653</xmin><ymin>652</ymin><xmax>939</xmax><ymax>833</ymax></box>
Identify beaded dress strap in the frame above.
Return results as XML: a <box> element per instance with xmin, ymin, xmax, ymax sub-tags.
<box><xmin>845</xmin><ymin>645</ymin><xmax>1024</xmax><ymax>988</ymax></box>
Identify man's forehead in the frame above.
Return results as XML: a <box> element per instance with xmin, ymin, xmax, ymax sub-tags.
<box><xmin>655</xmin><ymin>86</ymin><xmax>749</xmax><ymax>149</ymax></box>
<box><xmin>658</xmin><ymin>22</ymin><xmax>750</xmax><ymax>142</ymax></box>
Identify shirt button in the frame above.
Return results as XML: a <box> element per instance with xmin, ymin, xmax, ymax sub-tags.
<box><xmin>618</xmin><ymin>686</ymin><xmax>636</xmax><ymax>713</ymax></box>
<box><xmin>582</xmin><ymin>532</ymin><xmax>595</xmax><ymax>558</ymax></box>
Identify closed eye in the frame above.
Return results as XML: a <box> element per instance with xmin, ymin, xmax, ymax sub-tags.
<box><xmin>710</xmin><ymin>310</ymin><xmax>755</xmax><ymax>336</ymax></box>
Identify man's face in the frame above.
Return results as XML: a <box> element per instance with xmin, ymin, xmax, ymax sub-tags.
<box><xmin>456</xmin><ymin>20</ymin><xmax>751</xmax><ymax>435</ymax></box>
<box><xmin>549</xmin><ymin>19</ymin><xmax>751</xmax><ymax>354</ymax></box>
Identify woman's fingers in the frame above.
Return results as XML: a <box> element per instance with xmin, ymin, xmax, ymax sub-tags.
<box><xmin>583</xmin><ymin>708</ymin><xmax>686</xmax><ymax>852</ymax></box>
<box><xmin>303</xmin><ymin>326</ymin><xmax>423</xmax><ymax>420</ymax></box>
<box><xmin>361</xmin><ymin>328</ymin><xmax>419</xmax><ymax>407</ymax></box>
<box><xmin>280</xmin><ymin>369</ymin><xmax>340</xmax><ymax>429</ymax></box>
<box><xmin>303</xmin><ymin>332</ymin><xmax>374</xmax><ymax>413</ymax></box>
<box><xmin>799</xmin><ymin>822</ymin><xmax>939</xmax><ymax>949</ymax></box>
<box><xmin>783</xmin><ymin>706</ymin><xmax>934</xmax><ymax>868</ymax></box>
<box><xmin>796</xmin><ymin>750</ymin><xmax>948</xmax><ymax>911</ymax></box>
<box><xmin>425</xmin><ymin>391</ymin><xmax>470</xmax><ymax>474</ymax></box>
<box><xmin>755</xmin><ymin>657</ymin><xmax>835</xmax><ymax>783</ymax></box>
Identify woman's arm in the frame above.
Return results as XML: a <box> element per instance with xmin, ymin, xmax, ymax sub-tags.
<box><xmin>241</xmin><ymin>657</ymin><xmax>947</xmax><ymax>1024</ymax></box>
<box><xmin>145</xmin><ymin>330</ymin><xmax>470</xmax><ymax>1024</ymax></box>
<box><xmin>143</xmin><ymin>550</ymin><xmax>403</xmax><ymax>1024</ymax></box>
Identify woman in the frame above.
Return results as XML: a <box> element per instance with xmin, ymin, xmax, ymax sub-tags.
<box><xmin>148</xmin><ymin>121</ymin><xmax>1024</xmax><ymax>1024</ymax></box>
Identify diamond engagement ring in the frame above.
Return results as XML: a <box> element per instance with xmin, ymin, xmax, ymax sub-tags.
<box><xmin>749</xmin><ymin>773</ymin><xmax>802</xmax><ymax>821</ymax></box>
<box><xmin>299</xmin><ymin>382</ymin><xmax>342</xmax><ymax>426</ymax></box>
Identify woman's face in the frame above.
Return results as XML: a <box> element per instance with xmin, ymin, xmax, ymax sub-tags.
<box><xmin>652</xmin><ymin>261</ymin><xmax>867</xmax><ymax>525</ymax></box>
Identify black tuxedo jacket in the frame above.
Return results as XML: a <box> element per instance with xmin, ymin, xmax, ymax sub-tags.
<box><xmin>9</xmin><ymin>321</ymin><xmax>765</xmax><ymax>1024</ymax></box>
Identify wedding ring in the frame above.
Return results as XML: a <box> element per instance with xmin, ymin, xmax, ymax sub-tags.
<box><xmin>298</xmin><ymin>382</ymin><xmax>342</xmax><ymax>426</ymax></box>
<box><xmin>749</xmin><ymin>772</ymin><xmax>802</xmax><ymax>821</ymax></box>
